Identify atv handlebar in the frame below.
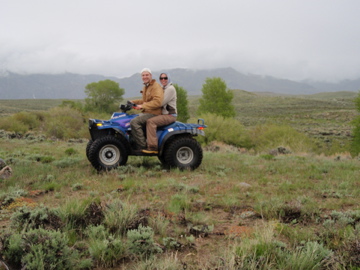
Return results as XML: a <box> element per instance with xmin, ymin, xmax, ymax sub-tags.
<box><xmin>120</xmin><ymin>101</ymin><xmax>136</xmax><ymax>112</ymax></box>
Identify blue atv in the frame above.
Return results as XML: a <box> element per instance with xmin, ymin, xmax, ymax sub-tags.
<box><xmin>87</xmin><ymin>101</ymin><xmax>206</xmax><ymax>171</ymax></box>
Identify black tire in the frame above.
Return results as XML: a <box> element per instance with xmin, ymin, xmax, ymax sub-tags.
<box><xmin>86</xmin><ymin>139</ymin><xmax>93</xmax><ymax>161</ymax></box>
<box><xmin>163</xmin><ymin>137</ymin><xmax>203</xmax><ymax>170</ymax></box>
<box><xmin>88</xmin><ymin>136</ymin><xmax>128</xmax><ymax>171</ymax></box>
<box><xmin>158</xmin><ymin>154</ymin><xmax>167</xmax><ymax>167</ymax></box>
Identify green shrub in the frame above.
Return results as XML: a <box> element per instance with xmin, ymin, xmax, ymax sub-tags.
<box><xmin>330</xmin><ymin>210</ymin><xmax>356</xmax><ymax>227</ymax></box>
<box><xmin>40</xmin><ymin>156</ymin><xmax>55</xmax><ymax>163</ymax></box>
<box><xmin>1</xmin><ymin>228</ymin><xmax>90</xmax><ymax>270</ymax></box>
<box><xmin>162</xmin><ymin>237</ymin><xmax>182</xmax><ymax>250</ymax></box>
<box><xmin>230</xmin><ymin>222</ymin><xmax>335</xmax><ymax>269</ymax></box>
<box><xmin>320</xmin><ymin>210</ymin><xmax>360</xmax><ymax>250</ymax></box>
<box><xmin>350</xmin><ymin>92</ymin><xmax>360</xmax><ymax>156</ymax></box>
<box><xmin>0</xmin><ymin>187</ymin><xmax>28</xmax><ymax>208</ymax></box>
<box><xmin>254</xmin><ymin>198</ymin><xmax>284</xmax><ymax>220</ymax></box>
<box><xmin>233</xmin><ymin>232</ymin><xmax>286</xmax><ymax>269</ymax></box>
<box><xmin>86</xmin><ymin>225</ymin><xmax>127</xmax><ymax>267</ymax></box>
<box><xmin>260</xmin><ymin>154</ymin><xmax>275</xmax><ymax>160</ymax></box>
<box><xmin>31</xmin><ymin>155</ymin><xmax>55</xmax><ymax>164</ymax></box>
<box><xmin>0</xmin><ymin>111</ymin><xmax>42</xmax><ymax>134</ymax></box>
<box><xmin>32</xmin><ymin>110</ymin><xmax>47</xmax><ymax>122</ymax></box>
<box><xmin>283</xmin><ymin>241</ymin><xmax>334</xmax><ymax>269</ymax></box>
<box><xmin>126</xmin><ymin>225</ymin><xmax>162</xmax><ymax>258</ymax></box>
<box><xmin>72</xmin><ymin>182</ymin><xmax>84</xmax><ymax>191</ymax></box>
<box><xmin>104</xmin><ymin>199</ymin><xmax>138</xmax><ymax>235</ymax></box>
<box><xmin>60</xmin><ymin>100</ymin><xmax>84</xmax><ymax>112</ymax></box>
<box><xmin>255</xmin><ymin>198</ymin><xmax>319</xmax><ymax>224</ymax></box>
<box><xmin>43</xmin><ymin>107</ymin><xmax>88</xmax><ymax>139</ymax></box>
<box><xmin>59</xmin><ymin>198</ymin><xmax>104</xmax><ymax>230</ymax></box>
<box><xmin>27</xmin><ymin>154</ymin><xmax>55</xmax><ymax>163</ymax></box>
<box><xmin>148</xmin><ymin>213</ymin><xmax>170</xmax><ymax>237</ymax></box>
<box><xmin>351</xmin><ymin>117</ymin><xmax>360</xmax><ymax>157</ymax></box>
<box><xmin>167</xmin><ymin>194</ymin><xmax>191</xmax><ymax>214</ymax></box>
<box><xmin>194</xmin><ymin>113</ymin><xmax>251</xmax><ymax>147</ymax></box>
<box><xmin>0</xmin><ymin>232</ymin><xmax>23</xmax><ymax>264</ymax></box>
<box><xmin>0</xmin><ymin>117</ymin><xmax>28</xmax><ymax>134</ymax></box>
<box><xmin>279</xmin><ymin>224</ymin><xmax>319</xmax><ymax>247</ymax></box>
<box><xmin>65</xmin><ymin>147</ymin><xmax>78</xmax><ymax>156</ymax></box>
<box><xmin>12</xmin><ymin>111</ymin><xmax>40</xmax><ymax>130</ymax></box>
<box><xmin>42</xmin><ymin>182</ymin><xmax>62</xmax><ymax>192</ymax></box>
<box><xmin>0</xmin><ymin>106</ymin><xmax>88</xmax><ymax>139</ymax></box>
<box><xmin>249</xmin><ymin>124</ymin><xmax>316</xmax><ymax>153</ymax></box>
<box><xmin>10</xmin><ymin>205</ymin><xmax>63</xmax><ymax>232</ymax></box>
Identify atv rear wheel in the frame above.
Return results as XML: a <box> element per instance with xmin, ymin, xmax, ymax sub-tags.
<box><xmin>163</xmin><ymin>137</ymin><xmax>203</xmax><ymax>170</ymax></box>
<box><xmin>88</xmin><ymin>136</ymin><xmax>128</xmax><ymax>171</ymax></box>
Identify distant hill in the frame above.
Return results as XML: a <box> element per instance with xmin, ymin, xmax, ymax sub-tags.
<box><xmin>0</xmin><ymin>68</ymin><xmax>359</xmax><ymax>99</ymax></box>
<box><xmin>0</xmin><ymin>72</ymin><xmax>120</xmax><ymax>99</ymax></box>
<box><xmin>166</xmin><ymin>68</ymin><xmax>316</xmax><ymax>96</ymax></box>
<box><xmin>302</xmin><ymin>78</ymin><xmax>360</xmax><ymax>93</ymax></box>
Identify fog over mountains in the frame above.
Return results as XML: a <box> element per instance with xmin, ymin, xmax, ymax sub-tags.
<box><xmin>1</xmin><ymin>68</ymin><xmax>359</xmax><ymax>99</ymax></box>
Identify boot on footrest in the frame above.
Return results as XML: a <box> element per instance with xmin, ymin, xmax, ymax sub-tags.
<box><xmin>142</xmin><ymin>147</ymin><xmax>158</xmax><ymax>154</ymax></box>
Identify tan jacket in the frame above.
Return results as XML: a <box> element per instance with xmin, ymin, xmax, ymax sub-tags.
<box><xmin>132</xmin><ymin>79</ymin><xmax>164</xmax><ymax>115</ymax></box>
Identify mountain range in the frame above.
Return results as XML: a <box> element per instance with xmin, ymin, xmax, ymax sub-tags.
<box><xmin>0</xmin><ymin>67</ymin><xmax>359</xmax><ymax>99</ymax></box>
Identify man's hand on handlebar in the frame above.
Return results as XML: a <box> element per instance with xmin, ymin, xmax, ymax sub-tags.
<box><xmin>133</xmin><ymin>104</ymin><xmax>143</xmax><ymax>110</ymax></box>
<box><xmin>128</xmin><ymin>101</ymin><xmax>143</xmax><ymax>110</ymax></box>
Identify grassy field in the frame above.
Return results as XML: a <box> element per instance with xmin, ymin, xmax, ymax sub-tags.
<box><xmin>0</xmin><ymin>99</ymin><xmax>64</xmax><ymax>117</ymax></box>
<box><xmin>0</xmin><ymin>138</ymin><xmax>359</xmax><ymax>269</ymax></box>
<box><xmin>191</xmin><ymin>90</ymin><xmax>357</xmax><ymax>154</ymax></box>
<box><xmin>0</xmin><ymin>92</ymin><xmax>359</xmax><ymax>269</ymax></box>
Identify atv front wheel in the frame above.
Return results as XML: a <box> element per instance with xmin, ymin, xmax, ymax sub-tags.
<box><xmin>163</xmin><ymin>137</ymin><xmax>203</xmax><ymax>170</ymax></box>
<box><xmin>158</xmin><ymin>154</ymin><xmax>167</xmax><ymax>166</ymax></box>
<box><xmin>88</xmin><ymin>136</ymin><xmax>128</xmax><ymax>171</ymax></box>
<box><xmin>86</xmin><ymin>139</ymin><xmax>93</xmax><ymax>161</ymax></box>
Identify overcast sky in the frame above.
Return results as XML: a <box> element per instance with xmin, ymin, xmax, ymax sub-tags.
<box><xmin>1</xmin><ymin>0</ymin><xmax>359</xmax><ymax>82</ymax></box>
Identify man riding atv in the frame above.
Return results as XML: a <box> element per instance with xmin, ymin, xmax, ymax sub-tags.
<box><xmin>129</xmin><ymin>68</ymin><xmax>164</xmax><ymax>153</ymax></box>
<box><xmin>86</xmin><ymin>68</ymin><xmax>206</xmax><ymax>171</ymax></box>
<box><xmin>131</xmin><ymin>70</ymin><xmax>178</xmax><ymax>155</ymax></box>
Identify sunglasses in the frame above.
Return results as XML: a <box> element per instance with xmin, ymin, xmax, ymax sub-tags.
<box><xmin>160</xmin><ymin>77</ymin><xmax>168</xmax><ymax>80</ymax></box>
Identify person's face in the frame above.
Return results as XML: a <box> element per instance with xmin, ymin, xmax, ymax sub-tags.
<box><xmin>159</xmin><ymin>74</ymin><xmax>168</xmax><ymax>86</ymax></box>
<box><xmin>142</xmin><ymin>72</ymin><xmax>152</xmax><ymax>84</ymax></box>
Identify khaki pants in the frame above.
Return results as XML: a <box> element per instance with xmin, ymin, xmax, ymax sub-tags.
<box><xmin>146</xmin><ymin>115</ymin><xmax>176</xmax><ymax>149</ymax></box>
<box><xmin>130</xmin><ymin>113</ymin><xmax>157</xmax><ymax>149</ymax></box>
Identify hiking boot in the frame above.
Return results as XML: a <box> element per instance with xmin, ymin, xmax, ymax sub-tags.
<box><xmin>142</xmin><ymin>148</ymin><xmax>158</xmax><ymax>154</ymax></box>
<box><xmin>133</xmin><ymin>149</ymin><xmax>145</xmax><ymax>155</ymax></box>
